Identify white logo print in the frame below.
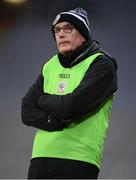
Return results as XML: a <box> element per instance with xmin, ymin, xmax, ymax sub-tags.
<box><xmin>57</xmin><ymin>82</ymin><xmax>67</xmax><ymax>93</ymax></box>
<box><xmin>53</xmin><ymin>14</ymin><xmax>61</xmax><ymax>25</ymax></box>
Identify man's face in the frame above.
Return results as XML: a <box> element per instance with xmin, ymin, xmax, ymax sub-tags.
<box><xmin>54</xmin><ymin>22</ymin><xmax>86</xmax><ymax>56</ymax></box>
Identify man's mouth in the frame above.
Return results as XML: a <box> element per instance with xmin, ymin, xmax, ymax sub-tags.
<box><xmin>59</xmin><ymin>41</ymin><xmax>69</xmax><ymax>46</ymax></box>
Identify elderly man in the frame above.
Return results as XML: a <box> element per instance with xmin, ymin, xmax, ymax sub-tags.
<box><xmin>21</xmin><ymin>7</ymin><xmax>117</xmax><ymax>179</ymax></box>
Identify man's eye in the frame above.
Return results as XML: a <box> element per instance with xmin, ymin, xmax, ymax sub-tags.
<box><xmin>64</xmin><ymin>27</ymin><xmax>70</xmax><ymax>30</ymax></box>
<box><xmin>54</xmin><ymin>28</ymin><xmax>60</xmax><ymax>33</ymax></box>
<box><xmin>64</xmin><ymin>26</ymin><xmax>73</xmax><ymax>32</ymax></box>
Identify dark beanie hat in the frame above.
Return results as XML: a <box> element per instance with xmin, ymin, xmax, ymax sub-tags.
<box><xmin>52</xmin><ymin>7</ymin><xmax>91</xmax><ymax>41</ymax></box>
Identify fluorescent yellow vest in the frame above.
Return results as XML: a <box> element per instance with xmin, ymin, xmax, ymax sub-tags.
<box><xmin>32</xmin><ymin>53</ymin><xmax>113</xmax><ymax>168</ymax></box>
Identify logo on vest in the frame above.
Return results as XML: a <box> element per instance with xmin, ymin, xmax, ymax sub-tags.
<box><xmin>59</xmin><ymin>73</ymin><xmax>70</xmax><ymax>79</ymax></box>
<box><xmin>57</xmin><ymin>81</ymin><xmax>67</xmax><ymax>93</ymax></box>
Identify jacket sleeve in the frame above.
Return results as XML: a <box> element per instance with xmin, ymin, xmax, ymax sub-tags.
<box><xmin>21</xmin><ymin>75</ymin><xmax>63</xmax><ymax>131</ymax></box>
<box><xmin>37</xmin><ymin>56</ymin><xmax>118</xmax><ymax>119</ymax></box>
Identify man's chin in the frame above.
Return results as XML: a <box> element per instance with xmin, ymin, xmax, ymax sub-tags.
<box><xmin>59</xmin><ymin>48</ymin><xmax>72</xmax><ymax>55</ymax></box>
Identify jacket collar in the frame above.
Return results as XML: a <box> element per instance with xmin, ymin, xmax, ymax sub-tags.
<box><xmin>58</xmin><ymin>39</ymin><xmax>101</xmax><ymax>68</ymax></box>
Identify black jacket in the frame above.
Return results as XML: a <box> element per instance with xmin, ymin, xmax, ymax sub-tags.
<box><xmin>21</xmin><ymin>40</ymin><xmax>118</xmax><ymax>131</ymax></box>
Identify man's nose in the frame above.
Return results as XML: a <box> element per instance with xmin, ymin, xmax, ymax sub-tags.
<box><xmin>58</xmin><ymin>29</ymin><xmax>66</xmax><ymax>37</ymax></box>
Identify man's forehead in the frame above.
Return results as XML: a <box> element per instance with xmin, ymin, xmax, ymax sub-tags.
<box><xmin>55</xmin><ymin>22</ymin><xmax>72</xmax><ymax>27</ymax></box>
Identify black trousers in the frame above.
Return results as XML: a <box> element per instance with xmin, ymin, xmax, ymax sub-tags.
<box><xmin>28</xmin><ymin>157</ymin><xmax>99</xmax><ymax>179</ymax></box>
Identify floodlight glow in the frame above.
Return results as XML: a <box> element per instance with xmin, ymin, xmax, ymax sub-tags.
<box><xmin>4</xmin><ymin>0</ymin><xmax>27</xmax><ymax>5</ymax></box>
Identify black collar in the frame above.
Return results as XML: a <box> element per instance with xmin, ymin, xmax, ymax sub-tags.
<box><xmin>58</xmin><ymin>39</ymin><xmax>101</xmax><ymax>68</ymax></box>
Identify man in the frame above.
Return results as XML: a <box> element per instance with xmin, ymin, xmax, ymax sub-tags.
<box><xmin>21</xmin><ymin>7</ymin><xmax>117</xmax><ymax>179</ymax></box>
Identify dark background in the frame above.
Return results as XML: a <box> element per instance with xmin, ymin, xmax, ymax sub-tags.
<box><xmin>0</xmin><ymin>0</ymin><xmax>136</xmax><ymax>178</ymax></box>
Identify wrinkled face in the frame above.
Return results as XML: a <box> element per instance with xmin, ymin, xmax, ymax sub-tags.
<box><xmin>53</xmin><ymin>22</ymin><xmax>86</xmax><ymax>56</ymax></box>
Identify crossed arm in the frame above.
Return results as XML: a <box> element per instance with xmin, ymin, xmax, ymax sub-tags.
<box><xmin>21</xmin><ymin>57</ymin><xmax>117</xmax><ymax>131</ymax></box>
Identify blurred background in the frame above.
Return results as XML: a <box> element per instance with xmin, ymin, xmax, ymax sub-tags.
<box><xmin>0</xmin><ymin>0</ymin><xmax>136</xmax><ymax>178</ymax></box>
